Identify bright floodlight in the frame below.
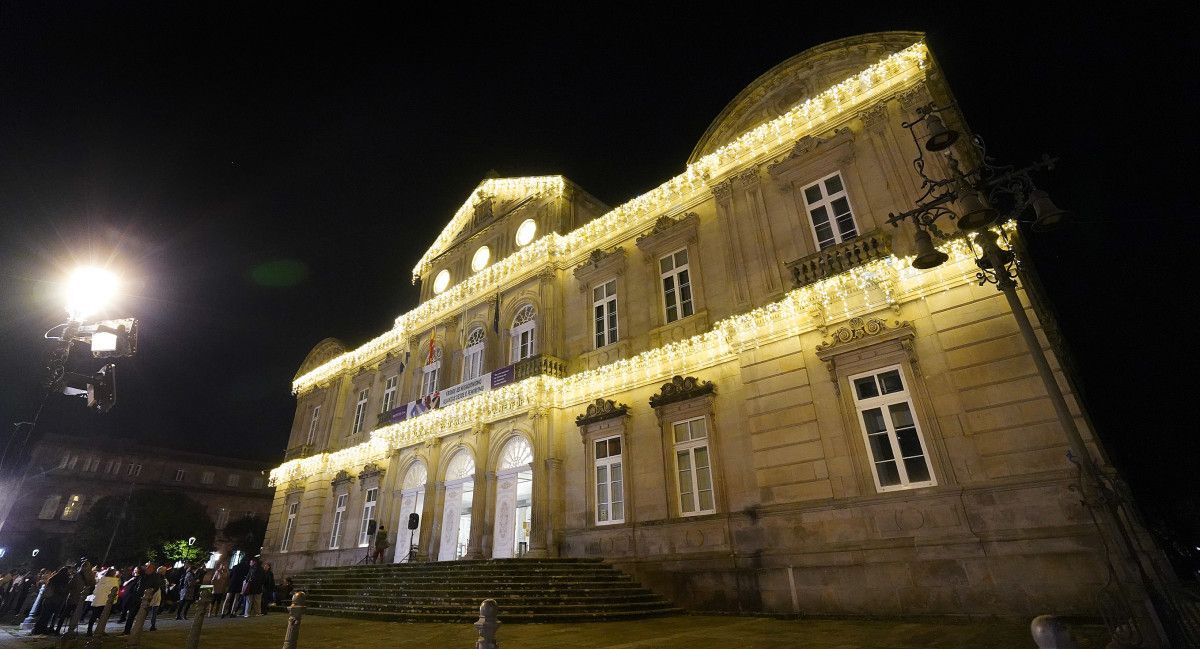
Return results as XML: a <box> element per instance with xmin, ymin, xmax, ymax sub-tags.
<box><xmin>65</xmin><ymin>266</ymin><xmax>119</xmax><ymax>321</ymax></box>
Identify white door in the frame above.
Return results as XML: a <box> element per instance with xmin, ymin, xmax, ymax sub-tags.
<box><xmin>491</xmin><ymin>474</ymin><xmax>518</xmax><ymax>558</ymax></box>
<box><xmin>438</xmin><ymin>483</ymin><xmax>462</xmax><ymax>561</ymax></box>
<box><xmin>394</xmin><ymin>489</ymin><xmax>424</xmax><ymax>563</ymax></box>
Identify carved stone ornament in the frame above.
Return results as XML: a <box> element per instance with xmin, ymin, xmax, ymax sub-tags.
<box><xmin>331</xmin><ymin>469</ymin><xmax>353</xmax><ymax>486</ymax></box>
<box><xmin>285</xmin><ymin>479</ymin><xmax>305</xmax><ymax>495</ymax></box>
<box><xmin>710</xmin><ymin>178</ymin><xmax>733</xmax><ymax>202</ymax></box>
<box><xmin>575</xmin><ymin>398</ymin><xmax>630</xmax><ymax>427</ymax></box>
<box><xmin>815</xmin><ymin>317</ymin><xmax>906</xmax><ymax>353</ymax></box>
<box><xmin>573</xmin><ymin>246</ymin><xmax>627</xmax><ymax>289</ymax></box>
<box><xmin>858</xmin><ymin>102</ymin><xmax>890</xmax><ymax>129</ymax></box>
<box><xmin>636</xmin><ymin>214</ymin><xmax>685</xmax><ymax>244</ymax></box>
<box><xmin>649</xmin><ymin>375</ymin><xmax>716</xmax><ymax>409</ymax></box>
<box><xmin>359</xmin><ymin>462</ymin><xmax>383</xmax><ymax>480</ymax></box>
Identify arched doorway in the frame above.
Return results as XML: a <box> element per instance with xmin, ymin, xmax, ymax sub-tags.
<box><xmin>394</xmin><ymin>460</ymin><xmax>427</xmax><ymax>563</ymax></box>
<box><xmin>491</xmin><ymin>436</ymin><xmax>533</xmax><ymax>558</ymax></box>
<box><xmin>438</xmin><ymin>450</ymin><xmax>475</xmax><ymax>561</ymax></box>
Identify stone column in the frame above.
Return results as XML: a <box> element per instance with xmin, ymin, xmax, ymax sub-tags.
<box><xmin>464</xmin><ymin>467</ymin><xmax>489</xmax><ymax>560</ymax></box>
<box><xmin>417</xmin><ymin>437</ymin><xmax>443</xmax><ymax>561</ymax></box>
<box><xmin>526</xmin><ymin>411</ymin><xmax>552</xmax><ymax>558</ymax></box>
<box><xmin>426</xmin><ymin>482</ymin><xmax>446</xmax><ymax>561</ymax></box>
<box><xmin>480</xmin><ymin>471</ymin><xmax>498</xmax><ymax>558</ymax></box>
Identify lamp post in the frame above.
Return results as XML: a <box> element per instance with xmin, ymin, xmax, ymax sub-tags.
<box><xmin>887</xmin><ymin>103</ymin><xmax>1177</xmax><ymax>647</ymax></box>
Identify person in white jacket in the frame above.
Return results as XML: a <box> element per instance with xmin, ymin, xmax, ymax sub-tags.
<box><xmin>85</xmin><ymin>568</ymin><xmax>121</xmax><ymax>636</ymax></box>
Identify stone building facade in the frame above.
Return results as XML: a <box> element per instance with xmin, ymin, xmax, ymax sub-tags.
<box><xmin>0</xmin><ymin>432</ymin><xmax>274</xmax><ymax>567</ymax></box>
<box><xmin>262</xmin><ymin>32</ymin><xmax>1126</xmax><ymax>616</ymax></box>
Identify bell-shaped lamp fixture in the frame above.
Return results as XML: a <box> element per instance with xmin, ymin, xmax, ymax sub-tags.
<box><xmin>924</xmin><ymin>113</ymin><xmax>959</xmax><ymax>152</ymax></box>
<box><xmin>911</xmin><ymin>228</ymin><xmax>949</xmax><ymax>270</ymax></box>
<box><xmin>973</xmin><ymin>230</ymin><xmax>1016</xmax><ymax>272</ymax></box>
<box><xmin>956</xmin><ymin>191</ymin><xmax>999</xmax><ymax>231</ymax></box>
<box><xmin>1030</xmin><ymin>190</ymin><xmax>1069</xmax><ymax>232</ymax></box>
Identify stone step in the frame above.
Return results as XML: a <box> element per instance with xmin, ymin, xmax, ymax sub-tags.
<box><xmin>303</xmin><ymin>591</ymin><xmax>663</xmax><ymax>606</ymax></box>
<box><xmin>305</xmin><ymin>605</ymin><xmax>683</xmax><ymax>624</ymax></box>
<box><xmin>292</xmin><ymin>578</ymin><xmax>635</xmax><ymax>589</ymax></box>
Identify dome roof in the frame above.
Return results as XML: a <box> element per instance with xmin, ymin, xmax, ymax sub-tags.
<box><xmin>294</xmin><ymin>337</ymin><xmax>348</xmax><ymax>381</ymax></box>
<box><xmin>688</xmin><ymin>31</ymin><xmax>925</xmax><ymax>165</ymax></box>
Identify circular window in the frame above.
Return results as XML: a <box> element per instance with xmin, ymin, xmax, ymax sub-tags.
<box><xmin>471</xmin><ymin>245</ymin><xmax>491</xmax><ymax>272</ymax></box>
<box><xmin>515</xmin><ymin>218</ymin><xmax>537</xmax><ymax>247</ymax></box>
<box><xmin>432</xmin><ymin>269</ymin><xmax>451</xmax><ymax>294</ymax></box>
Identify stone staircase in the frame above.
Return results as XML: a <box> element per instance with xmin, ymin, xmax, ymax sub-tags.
<box><xmin>288</xmin><ymin>558</ymin><xmax>681</xmax><ymax>623</ymax></box>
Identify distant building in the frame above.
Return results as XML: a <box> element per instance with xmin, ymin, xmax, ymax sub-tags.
<box><xmin>0</xmin><ymin>432</ymin><xmax>273</xmax><ymax>567</ymax></box>
<box><xmin>262</xmin><ymin>31</ymin><xmax>1159</xmax><ymax>617</ymax></box>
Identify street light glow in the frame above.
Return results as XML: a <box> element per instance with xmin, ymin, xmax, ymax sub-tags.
<box><xmin>65</xmin><ymin>266</ymin><xmax>119</xmax><ymax>321</ymax></box>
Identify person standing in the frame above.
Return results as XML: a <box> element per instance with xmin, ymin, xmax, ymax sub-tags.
<box><xmin>122</xmin><ymin>562</ymin><xmax>159</xmax><ymax>635</ymax></box>
<box><xmin>117</xmin><ymin>566</ymin><xmax>141</xmax><ymax>626</ymax></box>
<box><xmin>31</xmin><ymin>566</ymin><xmax>70</xmax><ymax>635</ymax></box>
<box><xmin>221</xmin><ymin>559</ymin><xmax>248</xmax><ymax>618</ymax></box>
<box><xmin>208</xmin><ymin>564</ymin><xmax>229</xmax><ymax>617</ymax></box>
<box><xmin>260</xmin><ymin>562</ymin><xmax>275</xmax><ymax>615</ymax></box>
<box><xmin>85</xmin><ymin>568</ymin><xmax>120</xmax><ymax>636</ymax></box>
<box><xmin>241</xmin><ymin>558</ymin><xmax>263</xmax><ymax>618</ymax></box>
<box><xmin>372</xmin><ymin>528</ymin><xmax>390</xmax><ymax>564</ymax></box>
<box><xmin>174</xmin><ymin>565</ymin><xmax>195</xmax><ymax>620</ymax></box>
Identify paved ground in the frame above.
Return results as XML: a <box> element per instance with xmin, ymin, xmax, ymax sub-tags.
<box><xmin>0</xmin><ymin>612</ymin><xmax>1109</xmax><ymax>648</ymax></box>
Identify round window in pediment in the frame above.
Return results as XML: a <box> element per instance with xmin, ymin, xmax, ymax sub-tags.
<box><xmin>515</xmin><ymin>218</ymin><xmax>537</xmax><ymax>247</ymax></box>
<box><xmin>471</xmin><ymin>245</ymin><xmax>491</xmax><ymax>272</ymax></box>
<box><xmin>432</xmin><ymin>269</ymin><xmax>451</xmax><ymax>294</ymax></box>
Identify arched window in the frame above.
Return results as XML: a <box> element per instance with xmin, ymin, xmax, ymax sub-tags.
<box><xmin>421</xmin><ymin>345</ymin><xmax>442</xmax><ymax>396</ymax></box>
<box><xmin>510</xmin><ymin>304</ymin><xmax>537</xmax><ymax>362</ymax></box>
<box><xmin>38</xmin><ymin>495</ymin><xmax>61</xmax><ymax>520</ymax></box>
<box><xmin>445</xmin><ymin>450</ymin><xmax>475</xmax><ymax>481</ymax></box>
<box><xmin>463</xmin><ymin>327</ymin><xmax>486</xmax><ymax>381</ymax></box>
<box><xmin>497</xmin><ymin>437</ymin><xmax>533</xmax><ymax>470</ymax></box>
<box><xmin>402</xmin><ymin>461</ymin><xmax>428</xmax><ymax>491</ymax></box>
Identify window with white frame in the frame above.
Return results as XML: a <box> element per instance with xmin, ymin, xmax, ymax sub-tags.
<box><xmin>672</xmin><ymin>417</ymin><xmax>714</xmax><ymax>516</ymax></box>
<box><xmin>352</xmin><ymin>388</ymin><xmax>370</xmax><ymax>435</ymax></box>
<box><xmin>60</xmin><ymin>494</ymin><xmax>84</xmax><ymax>520</ymax></box>
<box><xmin>59</xmin><ymin>453</ymin><xmax>70</xmax><ymax>469</ymax></box>
<box><xmin>85</xmin><ymin>457</ymin><xmax>100</xmax><ymax>472</ymax></box>
<box><xmin>174</xmin><ymin>468</ymin><xmax>186</xmax><ymax>482</ymax></box>
<box><xmin>215</xmin><ymin>507</ymin><xmax>229</xmax><ymax>530</ymax></box>
<box><xmin>68</xmin><ymin>455</ymin><xmax>78</xmax><ymax>470</ymax></box>
<box><xmin>252</xmin><ymin>476</ymin><xmax>264</xmax><ymax>489</ymax></box>
<box><xmin>421</xmin><ymin>347</ymin><xmax>441</xmax><ymax>396</ymax></box>
<box><xmin>594</xmin><ymin>436</ymin><xmax>624</xmax><ymax>525</ymax></box>
<box><xmin>358</xmin><ymin>488</ymin><xmax>378</xmax><ymax>547</ymax></box>
<box><xmin>801</xmin><ymin>171</ymin><xmax>858</xmax><ymax>249</ymax></box>
<box><xmin>463</xmin><ymin>327</ymin><xmax>485</xmax><ymax>381</ymax></box>
<box><xmin>659</xmin><ymin>249</ymin><xmax>694</xmax><ymax>323</ymax></box>
<box><xmin>329</xmin><ymin>493</ymin><xmax>348</xmax><ymax>549</ymax></box>
<box><xmin>38</xmin><ymin>495</ymin><xmax>61</xmax><ymax>520</ymax></box>
<box><xmin>850</xmin><ymin>366</ymin><xmax>935</xmax><ymax>491</ymax></box>
<box><xmin>226</xmin><ymin>474</ymin><xmax>240</xmax><ymax>487</ymax></box>
<box><xmin>110</xmin><ymin>460</ymin><xmax>121</xmax><ymax>475</ymax></box>
<box><xmin>281</xmin><ymin>502</ymin><xmax>299</xmax><ymax>552</ymax></box>
<box><xmin>511</xmin><ymin>304</ymin><xmax>536</xmax><ymax>361</ymax></box>
<box><xmin>381</xmin><ymin>375</ymin><xmax>399</xmax><ymax>413</ymax></box>
<box><xmin>201</xmin><ymin>471</ymin><xmax>214</xmax><ymax>484</ymax></box>
<box><xmin>128</xmin><ymin>463</ymin><xmax>142</xmax><ymax>477</ymax></box>
<box><xmin>593</xmin><ymin>280</ymin><xmax>618</xmax><ymax>348</ymax></box>
<box><xmin>306</xmin><ymin>405</ymin><xmax>321</xmax><ymax>445</ymax></box>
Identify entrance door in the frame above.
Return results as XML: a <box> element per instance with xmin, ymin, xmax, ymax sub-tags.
<box><xmin>438</xmin><ymin>482</ymin><xmax>462</xmax><ymax>561</ymax></box>
<box><xmin>491</xmin><ymin>436</ymin><xmax>534</xmax><ymax>558</ymax></box>
<box><xmin>394</xmin><ymin>488</ymin><xmax>425</xmax><ymax>563</ymax></box>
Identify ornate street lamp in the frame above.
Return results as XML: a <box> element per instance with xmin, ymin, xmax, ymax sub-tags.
<box><xmin>887</xmin><ymin>104</ymin><xmax>1179</xmax><ymax>647</ymax></box>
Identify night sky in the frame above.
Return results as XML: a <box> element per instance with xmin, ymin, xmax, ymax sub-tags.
<box><xmin>0</xmin><ymin>6</ymin><xmax>1194</xmax><ymax>542</ymax></box>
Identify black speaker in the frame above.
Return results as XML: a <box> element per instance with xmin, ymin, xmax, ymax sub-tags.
<box><xmin>407</xmin><ymin>512</ymin><xmax>419</xmax><ymax>530</ymax></box>
<box><xmin>366</xmin><ymin>519</ymin><xmax>377</xmax><ymax>536</ymax></box>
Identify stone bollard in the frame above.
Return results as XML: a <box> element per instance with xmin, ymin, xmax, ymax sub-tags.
<box><xmin>473</xmin><ymin>599</ymin><xmax>499</xmax><ymax>649</ymax></box>
<box><xmin>185</xmin><ymin>588</ymin><xmax>213</xmax><ymax>649</ymax></box>
<box><xmin>281</xmin><ymin>591</ymin><xmax>306</xmax><ymax>649</ymax></box>
<box><xmin>85</xmin><ymin>587</ymin><xmax>118</xmax><ymax>648</ymax></box>
<box><xmin>1031</xmin><ymin>615</ymin><xmax>1078</xmax><ymax>649</ymax></box>
<box><xmin>59</xmin><ymin>582</ymin><xmax>90</xmax><ymax>647</ymax></box>
<box><xmin>19</xmin><ymin>584</ymin><xmax>47</xmax><ymax>631</ymax></box>
<box><xmin>126</xmin><ymin>588</ymin><xmax>157</xmax><ymax>649</ymax></box>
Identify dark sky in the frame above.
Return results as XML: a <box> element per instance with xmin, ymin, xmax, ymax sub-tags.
<box><xmin>0</xmin><ymin>6</ymin><xmax>1194</xmax><ymax>537</ymax></box>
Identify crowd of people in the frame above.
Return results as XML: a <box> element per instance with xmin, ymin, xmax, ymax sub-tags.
<box><xmin>0</xmin><ymin>555</ymin><xmax>291</xmax><ymax>637</ymax></box>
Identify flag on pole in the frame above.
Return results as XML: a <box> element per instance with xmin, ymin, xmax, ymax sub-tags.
<box><xmin>492</xmin><ymin>293</ymin><xmax>501</xmax><ymax>333</ymax></box>
<box><xmin>426</xmin><ymin>327</ymin><xmax>437</xmax><ymax>366</ymax></box>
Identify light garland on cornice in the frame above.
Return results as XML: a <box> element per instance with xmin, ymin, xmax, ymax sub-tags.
<box><xmin>293</xmin><ymin>40</ymin><xmax>930</xmax><ymax>395</ymax></box>
<box><xmin>272</xmin><ymin>227</ymin><xmax>1006</xmax><ymax>486</ymax></box>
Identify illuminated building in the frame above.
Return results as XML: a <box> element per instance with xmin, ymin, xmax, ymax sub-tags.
<box><xmin>262</xmin><ymin>32</ymin><xmax>1124</xmax><ymax>615</ymax></box>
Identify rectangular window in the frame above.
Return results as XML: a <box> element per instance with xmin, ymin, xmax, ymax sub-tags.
<box><xmin>251</xmin><ymin>476</ymin><xmax>264</xmax><ymax>489</ymax></box>
<box><xmin>200</xmin><ymin>471</ymin><xmax>214</xmax><ymax>485</ymax></box>
<box><xmin>463</xmin><ymin>329</ymin><xmax>485</xmax><ymax>381</ymax></box>
<box><xmin>802</xmin><ymin>171</ymin><xmax>858</xmax><ymax>249</ymax></box>
<box><xmin>60</xmin><ymin>494</ymin><xmax>84</xmax><ymax>521</ymax></box>
<box><xmin>38</xmin><ymin>495</ymin><xmax>61</xmax><ymax>520</ymax></box>
<box><xmin>86</xmin><ymin>457</ymin><xmax>100</xmax><ymax>472</ymax></box>
<box><xmin>352</xmin><ymin>388</ymin><xmax>370</xmax><ymax>434</ymax></box>
<box><xmin>359</xmin><ymin>488</ymin><xmax>378</xmax><ymax>547</ymax></box>
<box><xmin>421</xmin><ymin>363</ymin><xmax>439</xmax><ymax>397</ymax></box>
<box><xmin>659</xmin><ymin>249</ymin><xmax>694</xmax><ymax>323</ymax></box>
<box><xmin>593</xmin><ymin>280</ymin><xmax>619</xmax><ymax>349</ymax></box>
<box><xmin>307</xmin><ymin>406</ymin><xmax>321</xmax><ymax>445</ymax></box>
<box><xmin>672</xmin><ymin>417</ymin><xmax>714</xmax><ymax>516</ymax></box>
<box><xmin>381</xmin><ymin>375</ymin><xmax>399</xmax><ymax>413</ymax></box>
<box><xmin>329</xmin><ymin>494</ymin><xmax>347</xmax><ymax>549</ymax></box>
<box><xmin>110</xmin><ymin>460</ymin><xmax>121</xmax><ymax>475</ymax></box>
<box><xmin>850</xmin><ymin>366</ymin><xmax>935</xmax><ymax>491</ymax></box>
<box><xmin>174</xmin><ymin>469</ymin><xmax>186</xmax><ymax>482</ymax></box>
<box><xmin>103</xmin><ymin>459</ymin><xmax>114</xmax><ymax>474</ymax></box>
<box><xmin>594</xmin><ymin>436</ymin><xmax>624</xmax><ymax>525</ymax></box>
<box><xmin>68</xmin><ymin>455</ymin><xmax>78</xmax><ymax>470</ymax></box>
<box><xmin>281</xmin><ymin>502</ymin><xmax>299</xmax><ymax>552</ymax></box>
<box><xmin>226</xmin><ymin>474</ymin><xmax>240</xmax><ymax>487</ymax></box>
<box><xmin>215</xmin><ymin>507</ymin><xmax>229</xmax><ymax>531</ymax></box>
<box><xmin>59</xmin><ymin>453</ymin><xmax>70</xmax><ymax>469</ymax></box>
<box><xmin>128</xmin><ymin>463</ymin><xmax>142</xmax><ymax>477</ymax></box>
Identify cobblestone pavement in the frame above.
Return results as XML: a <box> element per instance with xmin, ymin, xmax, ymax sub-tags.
<box><xmin>0</xmin><ymin>612</ymin><xmax>1109</xmax><ymax>648</ymax></box>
